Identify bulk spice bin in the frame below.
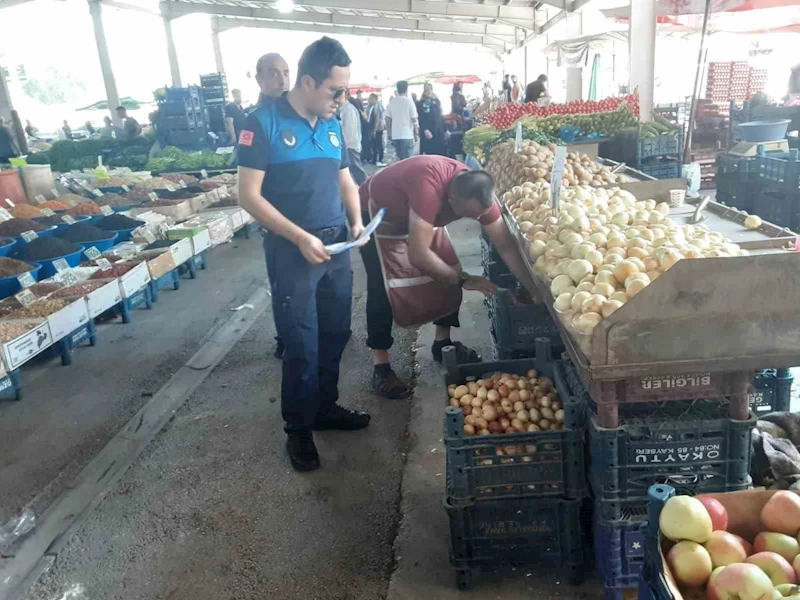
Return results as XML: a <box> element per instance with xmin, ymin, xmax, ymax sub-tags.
<box><xmin>440</xmin><ymin>339</ymin><xmax>589</xmax><ymax>590</ymax></box>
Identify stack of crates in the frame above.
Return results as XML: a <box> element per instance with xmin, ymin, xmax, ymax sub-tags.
<box><xmin>480</xmin><ymin>232</ymin><xmax>563</xmax><ymax>359</ymax></box>
<box><xmin>715</xmin><ymin>152</ymin><xmax>761</xmax><ymax>212</ymax></box>
<box><xmin>560</xmin><ymin>360</ymin><xmax>756</xmax><ymax>599</ymax></box>
<box><xmin>442</xmin><ymin>340</ymin><xmax>589</xmax><ymax>590</ymax></box>
<box><xmin>200</xmin><ymin>73</ymin><xmax>228</xmax><ymax>137</ymax></box>
<box><xmin>754</xmin><ymin>149</ymin><xmax>800</xmax><ymax>231</ymax></box>
<box><xmin>157</xmin><ymin>86</ymin><xmax>208</xmax><ymax>148</ymax></box>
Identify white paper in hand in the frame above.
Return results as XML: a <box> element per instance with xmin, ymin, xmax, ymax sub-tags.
<box><xmin>325</xmin><ymin>209</ymin><xmax>386</xmax><ymax>255</ymax></box>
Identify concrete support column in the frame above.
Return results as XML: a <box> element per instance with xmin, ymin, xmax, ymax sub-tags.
<box><xmin>163</xmin><ymin>15</ymin><xmax>182</xmax><ymax>87</ymax></box>
<box><xmin>211</xmin><ymin>18</ymin><xmax>225</xmax><ymax>74</ymax></box>
<box><xmin>565</xmin><ymin>12</ymin><xmax>583</xmax><ymax>101</ymax></box>
<box><xmin>629</xmin><ymin>0</ymin><xmax>656</xmax><ymax>122</ymax></box>
<box><xmin>0</xmin><ymin>69</ymin><xmax>13</xmax><ymax>124</ymax></box>
<box><xmin>88</xmin><ymin>0</ymin><xmax>122</xmax><ymax>126</ymax></box>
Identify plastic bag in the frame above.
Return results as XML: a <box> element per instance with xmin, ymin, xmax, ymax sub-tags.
<box><xmin>682</xmin><ymin>162</ymin><xmax>701</xmax><ymax>197</ymax></box>
<box><xmin>0</xmin><ymin>508</ymin><xmax>35</xmax><ymax>550</ymax></box>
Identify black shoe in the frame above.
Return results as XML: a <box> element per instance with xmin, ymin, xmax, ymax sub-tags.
<box><xmin>274</xmin><ymin>337</ymin><xmax>285</xmax><ymax>360</ymax></box>
<box><xmin>286</xmin><ymin>431</ymin><xmax>320</xmax><ymax>472</ymax></box>
<box><xmin>313</xmin><ymin>405</ymin><xmax>371</xmax><ymax>431</ymax></box>
<box><xmin>372</xmin><ymin>370</ymin><xmax>413</xmax><ymax>399</ymax></box>
<box><xmin>432</xmin><ymin>340</ymin><xmax>480</xmax><ymax>364</ymax></box>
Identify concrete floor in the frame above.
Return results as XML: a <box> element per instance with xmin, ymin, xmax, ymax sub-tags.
<box><xmin>3</xmin><ymin>215</ymin><xmax>602</xmax><ymax>600</ymax></box>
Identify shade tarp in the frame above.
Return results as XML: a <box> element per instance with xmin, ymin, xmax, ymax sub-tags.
<box><xmin>405</xmin><ymin>72</ymin><xmax>481</xmax><ymax>85</ymax></box>
<box><xmin>77</xmin><ymin>97</ymin><xmax>146</xmax><ymax>111</ymax></box>
<box><xmin>348</xmin><ymin>83</ymin><xmax>383</xmax><ymax>93</ymax></box>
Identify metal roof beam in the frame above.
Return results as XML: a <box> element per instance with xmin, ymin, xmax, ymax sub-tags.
<box><xmin>162</xmin><ymin>0</ymin><xmax>535</xmax><ymax>29</ymax></box>
<box><xmin>214</xmin><ymin>16</ymin><xmax>506</xmax><ymax>52</ymax></box>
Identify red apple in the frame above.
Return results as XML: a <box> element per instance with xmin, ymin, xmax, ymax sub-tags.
<box><xmin>755</xmin><ymin>532</ymin><xmax>800</xmax><ymax>562</ymax></box>
<box><xmin>762</xmin><ymin>491</ymin><xmax>800</xmax><ymax>536</ymax></box>
<box><xmin>792</xmin><ymin>553</ymin><xmax>800</xmax><ymax>582</ymax></box>
<box><xmin>666</xmin><ymin>540</ymin><xmax>713</xmax><ymax>587</ymax></box>
<box><xmin>659</xmin><ymin>496</ymin><xmax>713</xmax><ymax>543</ymax></box>
<box><xmin>748</xmin><ymin>552</ymin><xmax>798</xmax><ymax>585</ymax></box>
<box><xmin>698</xmin><ymin>496</ymin><xmax>729</xmax><ymax>531</ymax></box>
<box><xmin>732</xmin><ymin>533</ymin><xmax>755</xmax><ymax>556</ymax></box>
<box><xmin>707</xmin><ymin>566</ymin><xmax>727</xmax><ymax>600</ymax></box>
<box><xmin>704</xmin><ymin>530</ymin><xmax>748</xmax><ymax>567</ymax></box>
<box><xmin>709</xmin><ymin>563</ymin><xmax>775</xmax><ymax>600</ymax></box>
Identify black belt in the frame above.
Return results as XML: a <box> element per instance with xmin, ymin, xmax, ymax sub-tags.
<box><xmin>308</xmin><ymin>225</ymin><xmax>347</xmax><ymax>245</ymax></box>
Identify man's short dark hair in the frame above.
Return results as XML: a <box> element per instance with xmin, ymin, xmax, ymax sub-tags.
<box><xmin>116</xmin><ymin>106</ymin><xmax>126</xmax><ymax>112</ymax></box>
<box><xmin>296</xmin><ymin>37</ymin><xmax>351</xmax><ymax>87</ymax></box>
<box><xmin>396</xmin><ymin>80</ymin><xmax>409</xmax><ymax>94</ymax></box>
<box><xmin>538</xmin><ymin>74</ymin><xmax>548</xmax><ymax>82</ymax></box>
<box><xmin>453</xmin><ymin>171</ymin><xmax>494</xmax><ymax>209</ymax></box>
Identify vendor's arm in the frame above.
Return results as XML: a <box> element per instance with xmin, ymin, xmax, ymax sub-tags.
<box><xmin>483</xmin><ymin>211</ymin><xmax>536</xmax><ymax>293</ymax></box>
<box><xmin>224</xmin><ymin>116</ymin><xmax>236</xmax><ymax>145</ymax></box>
<box><xmin>408</xmin><ymin>211</ymin><xmax>495</xmax><ymax>295</ymax></box>
<box><xmin>339</xmin><ymin>167</ymin><xmax>365</xmax><ymax>241</ymax></box>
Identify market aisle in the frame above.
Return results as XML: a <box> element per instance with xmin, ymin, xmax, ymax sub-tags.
<box><xmin>25</xmin><ymin>241</ymin><xmax>416</xmax><ymax>600</ymax></box>
<box><xmin>0</xmin><ymin>235</ymin><xmax>269</xmax><ymax>527</ymax></box>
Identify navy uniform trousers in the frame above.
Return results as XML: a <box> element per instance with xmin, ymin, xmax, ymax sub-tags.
<box><xmin>263</xmin><ymin>225</ymin><xmax>353</xmax><ymax>432</ymax></box>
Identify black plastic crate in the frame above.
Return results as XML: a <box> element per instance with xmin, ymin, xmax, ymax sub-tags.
<box><xmin>757</xmin><ymin>152</ymin><xmax>800</xmax><ymax>192</ymax></box>
<box><xmin>444</xmin><ymin>346</ymin><xmax>587</xmax><ymax>503</ymax></box>
<box><xmin>716</xmin><ymin>151</ymin><xmax>759</xmax><ymax>176</ymax></box>
<box><xmin>446</xmin><ymin>494</ymin><xmax>588</xmax><ymax>589</ymax></box>
<box><xmin>594</xmin><ymin>502</ymin><xmax>647</xmax><ymax>598</ymax></box>
<box><xmin>638</xmin><ymin>132</ymin><xmax>683</xmax><ymax>160</ymax></box>
<box><xmin>750</xmin><ymin>368</ymin><xmax>794</xmax><ymax>414</ymax></box>
<box><xmin>753</xmin><ymin>187</ymin><xmax>800</xmax><ymax>231</ymax></box>
<box><xmin>588</xmin><ymin>407</ymin><xmax>755</xmax><ymax>506</ymax></box>
<box><xmin>487</xmin><ymin>290</ymin><xmax>562</xmax><ymax>353</ymax></box>
<box><xmin>714</xmin><ymin>181</ymin><xmax>759</xmax><ymax>213</ymax></box>
<box><xmin>637</xmin><ymin>159</ymin><xmax>681</xmax><ymax>180</ymax></box>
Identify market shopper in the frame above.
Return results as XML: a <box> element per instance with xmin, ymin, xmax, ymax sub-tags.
<box><xmin>255</xmin><ymin>53</ymin><xmax>290</xmax><ymax>101</ymax></box>
<box><xmin>237</xmin><ymin>36</ymin><xmax>370</xmax><ymax>472</ymax></box>
<box><xmin>417</xmin><ymin>83</ymin><xmax>445</xmax><ymax>156</ymax></box>
<box><xmin>224</xmin><ymin>88</ymin><xmax>247</xmax><ymax>145</ymax></box>
<box><xmin>61</xmin><ymin>120</ymin><xmax>73</xmax><ymax>140</ymax></box>
<box><xmin>502</xmin><ymin>74</ymin><xmax>512</xmax><ymax>102</ymax></box>
<box><xmin>450</xmin><ymin>82</ymin><xmax>467</xmax><ymax>115</ymax></box>
<box><xmin>116</xmin><ymin>107</ymin><xmax>142</xmax><ymax>139</ymax></box>
<box><xmin>525</xmin><ymin>74</ymin><xmax>548</xmax><ymax>104</ymax></box>
<box><xmin>365</xmin><ymin>93</ymin><xmax>386</xmax><ymax>166</ymax></box>
<box><xmin>358</xmin><ymin>156</ymin><xmax>536</xmax><ymax>399</ymax></box>
<box><xmin>0</xmin><ymin>117</ymin><xmax>20</xmax><ymax>163</ymax></box>
<box><xmin>511</xmin><ymin>75</ymin><xmax>523</xmax><ymax>103</ymax></box>
<box><xmin>385</xmin><ymin>80</ymin><xmax>418</xmax><ymax>161</ymax></box>
<box><xmin>336</xmin><ymin>90</ymin><xmax>367</xmax><ymax>185</ymax></box>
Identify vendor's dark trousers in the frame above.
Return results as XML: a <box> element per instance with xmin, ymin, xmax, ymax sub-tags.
<box><xmin>359</xmin><ymin>213</ymin><xmax>459</xmax><ymax>350</ymax></box>
<box><xmin>264</xmin><ymin>227</ymin><xmax>352</xmax><ymax>432</ymax></box>
<box><xmin>371</xmin><ymin>132</ymin><xmax>385</xmax><ymax>163</ymax></box>
<box><xmin>420</xmin><ymin>135</ymin><xmax>446</xmax><ymax>156</ymax></box>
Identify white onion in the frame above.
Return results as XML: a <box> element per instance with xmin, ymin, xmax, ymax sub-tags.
<box><xmin>567</xmin><ymin>259</ymin><xmax>593</xmax><ymax>284</ymax></box>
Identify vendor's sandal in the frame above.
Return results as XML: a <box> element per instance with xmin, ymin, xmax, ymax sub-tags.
<box><xmin>432</xmin><ymin>341</ymin><xmax>481</xmax><ymax>364</ymax></box>
<box><xmin>373</xmin><ymin>370</ymin><xmax>413</xmax><ymax>399</ymax></box>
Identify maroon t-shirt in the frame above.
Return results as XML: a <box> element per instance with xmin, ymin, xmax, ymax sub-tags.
<box><xmin>359</xmin><ymin>155</ymin><xmax>500</xmax><ymax>229</ymax></box>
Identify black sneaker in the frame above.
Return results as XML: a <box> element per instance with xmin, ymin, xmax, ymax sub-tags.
<box><xmin>372</xmin><ymin>370</ymin><xmax>413</xmax><ymax>399</ymax></box>
<box><xmin>432</xmin><ymin>341</ymin><xmax>480</xmax><ymax>364</ymax></box>
<box><xmin>313</xmin><ymin>405</ymin><xmax>371</xmax><ymax>431</ymax></box>
<box><xmin>286</xmin><ymin>431</ymin><xmax>320</xmax><ymax>472</ymax></box>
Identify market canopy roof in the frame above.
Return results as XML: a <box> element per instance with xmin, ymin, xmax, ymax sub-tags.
<box><xmin>349</xmin><ymin>83</ymin><xmax>383</xmax><ymax>92</ymax></box>
<box><xmin>405</xmin><ymin>72</ymin><xmax>481</xmax><ymax>85</ymax></box>
<box><xmin>76</xmin><ymin>97</ymin><xmax>148</xmax><ymax>111</ymax></box>
<box><xmin>156</xmin><ymin>0</ymin><xmax>597</xmax><ymax>54</ymax></box>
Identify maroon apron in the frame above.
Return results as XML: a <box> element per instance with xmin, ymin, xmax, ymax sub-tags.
<box><xmin>368</xmin><ymin>188</ymin><xmax>462</xmax><ymax>329</ymax></box>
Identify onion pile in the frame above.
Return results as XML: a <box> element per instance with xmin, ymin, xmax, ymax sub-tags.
<box><xmin>447</xmin><ymin>370</ymin><xmax>566</xmax><ymax>437</ymax></box>
<box><xmin>502</xmin><ymin>181</ymin><xmax>750</xmax><ymax>353</ymax></box>
<box><xmin>486</xmin><ymin>139</ymin><xmax>629</xmax><ymax>196</ymax></box>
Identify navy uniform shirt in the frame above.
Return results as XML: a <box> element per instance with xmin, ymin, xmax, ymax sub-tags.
<box><xmin>238</xmin><ymin>94</ymin><xmax>349</xmax><ymax>230</ymax></box>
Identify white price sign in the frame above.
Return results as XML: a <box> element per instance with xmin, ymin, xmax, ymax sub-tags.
<box><xmin>549</xmin><ymin>145</ymin><xmax>567</xmax><ymax>211</ymax></box>
<box><xmin>52</xmin><ymin>258</ymin><xmax>70</xmax><ymax>273</ymax></box>
<box><xmin>51</xmin><ymin>188</ymin><xmax>59</xmax><ymax>199</ymax></box>
<box><xmin>61</xmin><ymin>215</ymin><xmax>76</xmax><ymax>225</ymax></box>
<box><xmin>148</xmin><ymin>192</ymin><xmax>158</xmax><ymax>202</ymax></box>
<box><xmin>40</xmin><ymin>208</ymin><xmax>55</xmax><ymax>216</ymax></box>
<box><xmin>92</xmin><ymin>189</ymin><xmax>104</xmax><ymax>198</ymax></box>
<box><xmin>0</xmin><ymin>208</ymin><xmax>12</xmax><ymax>222</ymax></box>
<box><xmin>14</xmin><ymin>289</ymin><xmax>36</xmax><ymax>307</ymax></box>
<box><xmin>165</xmin><ymin>186</ymin><xmax>175</xmax><ymax>192</ymax></box>
<box><xmin>514</xmin><ymin>122</ymin><xmax>522</xmax><ymax>153</ymax></box>
<box><xmin>200</xmin><ymin>169</ymin><xmax>208</xmax><ymax>179</ymax></box>
<box><xmin>100</xmin><ymin>205</ymin><xmax>113</xmax><ymax>215</ymax></box>
<box><xmin>61</xmin><ymin>270</ymin><xmax>78</xmax><ymax>286</ymax></box>
<box><xmin>17</xmin><ymin>272</ymin><xmax>35</xmax><ymax>289</ymax></box>
<box><xmin>84</xmin><ymin>246</ymin><xmax>101</xmax><ymax>261</ymax></box>
<box><xmin>20</xmin><ymin>230</ymin><xmax>38</xmax><ymax>243</ymax></box>
<box><xmin>179</xmin><ymin>180</ymin><xmax>187</xmax><ymax>189</ymax></box>
<box><xmin>34</xmin><ymin>194</ymin><xmax>46</xmax><ymax>204</ymax></box>
<box><xmin>4</xmin><ymin>198</ymin><xmax>14</xmax><ymax>207</ymax></box>
<box><xmin>121</xmin><ymin>185</ymin><xmax>130</xmax><ymax>192</ymax></box>
<box><xmin>96</xmin><ymin>258</ymin><xmax>112</xmax><ymax>271</ymax></box>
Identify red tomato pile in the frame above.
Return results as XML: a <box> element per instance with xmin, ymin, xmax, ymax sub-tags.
<box><xmin>485</xmin><ymin>94</ymin><xmax>640</xmax><ymax>129</ymax></box>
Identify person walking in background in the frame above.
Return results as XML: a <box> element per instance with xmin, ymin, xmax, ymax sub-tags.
<box><xmin>225</xmin><ymin>88</ymin><xmax>247</xmax><ymax>145</ymax></box>
<box><xmin>502</xmin><ymin>74</ymin><xmax>512</xmax><ymax>102</ymax></box>
<box><xmin>525</xmin><ymin>74</ymin><xmax>548</xmax><ymax>104</ymax></box>
<box><xmin>417</xmin><ymin>83</ymin><xmax>445</xmax><ymax>156</ymax></box>
<box><xmin>24</xmin><ymin>120</ymin><xmax>38</xmax><ymax>140</ymax></box>
<box><xmin>237</xmin><ymin>36</ymin><xmax>370</xmax><ymax>472</ymax></box>
<box><xmin>116</xmin><ymin>106</ymin><xmax>142</xmax><ymax>139</ymax></box>
<box><xmin>356</xmin><ymin>89</ymin><xmax>366</xmax><ymax>109</ymax></box>
<box><xmin>450</xmin><ymin>82</ymin><xmax>467</xmax><ymax>116</ymax></box>
<box><xmin>0</xmin><ymin>117</ymin><xmax>20</xmax><ymax>163</ymax></box>
<box><xmin>84</xmin><ymin>121</ymin><xmax>96</xmax><ymax>136</ymax></box>
<box><xmin>366</xmin><ymin>93</ymin><xmax>386</xmax><ymax>167</ymax></box>
<box><xmin>255</xmin><ymin>53</ymin><xmax>291</xmax><ymax>102</ymax></box>
<box><xmin>511</xmin><ymin>75</ymin><xmax>523</xmax><ymax>103</ymax></box>
<box><xmin>385</xmin><ymin>80</ymin><xmax>418</xmax><ymax>161</ymax></box>
<box><xmin>61</xmin><ymin>120</ymin><xmax>73</xmax><ymax>140</ymax></box>
<box><xmin>337</xmin><ymin>90</ymin><xmax>367</xmax><ymax>185</ymax></box>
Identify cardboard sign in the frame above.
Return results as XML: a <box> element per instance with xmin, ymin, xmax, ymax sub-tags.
<box><xmin>61</xmin><ymin>270</ymin><xmax>78</xmax><ymax>286</ymax></box>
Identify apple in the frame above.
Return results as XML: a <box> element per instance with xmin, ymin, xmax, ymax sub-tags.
<box><xmin>733</xmin><ymin>533</ymin><xmax>755</xmax><ymax>556</ymax></box>
<box><xmin>762</xmin><ymin>491</ymin><xmax>800</xmax><ymax>536</ymax></box>
<box><xmin>704</xmin><ymin>530</ymin><xmax>748</xmax><ymax>567</ymax></box>
<box><xmin>699</xmin><ymin>496</ymin><xmax>729</xmax><ymax>531</ymax></box>
<box><xmin>792</xmin><ymin>553</ymin><xmax>800</xmax><ymax>582</ymax></box>
<box><xmin>773</xmin><ymin>583</ymin><xmax>800</xmax><ymax>597</ymax></box>
<box><xmin>755</xmin><ymin>532</ymin><xmax>800</xmax><ymax>562</ymax></box>
<box><xmin>760</xmin><ymin>591</ymin><xmax>786</xmax><ymax>600</ymax></box>
<box><xmin>709</xmin><ymin>563</ymin><xmax>775</xmax><ymax>600</ymax></box>
<box><xmin>748</xmin><ymin>552</ymin><xmax>798</xmax><ymax>585</ymax></box>
<box><xmin>666</xmin><ymin>540</ymin><xmax>712</xmax><ymax>587</ymax></box>
<box><xmin>659</xmin><ymin>495</ymin><xmax>713</xmax><ymax>543</ymax></box>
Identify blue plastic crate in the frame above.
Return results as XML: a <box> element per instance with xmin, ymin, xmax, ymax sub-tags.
<box><xmin>750</xmin><ymin>368</ymin><xmax>793</xmax><ymax>414</ymax></box>
<box><xmin>149</xmin><ymin>269</ymin><xmax>181</xmax><ymax>302</ymax></box>
<box><xmin>446</xmin><ymin>494</ymin><xmax>588</xmax><ymax>589</ymax></box>
<box><xmin>637</xmin><ymin>159</ymin><xmax>681</xmax><ymax>180</ymax></box>
<box><xmin>638</xmin><ymin>132</ymin><xmax>683</xmax><ymax>160</ymax></box>
<box><xmin>111</xmin><ymin>286</ymin><xmax>153</xmax><ymax>324</ymax></box>
<box><xmin>594</xmin><ymin>503</ymin><xmax>647</xmax><ymax>596</ymax></box>
<box><xmin>444</xmin><ymin>347</ymin><xmax>587</xmax><ymax>503</ymax></box>
<box><xmin>177</xmin><ymin>253</ymin><xmax>207</xmax><ymax>279</ymax></box>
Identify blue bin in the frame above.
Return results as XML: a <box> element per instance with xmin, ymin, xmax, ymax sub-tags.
<box><xmin>32</xmin><ymin>214</ymin><xmax>91</xmax><ymax>234</ymax></box>
<box><xmin>739</xmin><ymin>119</ymin><xmax>791</xmax><ymax>142</ymax></box>
<box><xmin>0</xmin><ymin>238</ymin><xmax>16</xmax><ymax>257</ymax></box>
<box><xmin>77</xmin><ymin>233</ymin><xmax>118</xmax><ymax>259</ymax></box>
<box><xmin>113</xmin><ymin>204</ymin><xmax>140</xmax><ymax>213</ymax></box>
<box><xmin>13</xmin><ymin>225</ymin><xmax>59</xmax><ymax>251</ymax></box>
<box><xmin>111</xmin><ymin>226</ymin><xmax>139</xmax><ymax>242</ymax></box>
<box><xmin>26</xmin><ymin>247</ymin><xmax>85</xmax><ymax>278</ymax></box>
<box><xmin>0</xmin><ymin>264</ymin><xmax>41</xmax><ymax>299</ymax></box>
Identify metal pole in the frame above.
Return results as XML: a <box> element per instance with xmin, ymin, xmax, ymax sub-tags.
<box><xmin>211</xmin><ymin>17</ymin><xmax>225</xmax><ymax>74</ymax></box>
<box><xmin>163</xmin><ymin>15</ymin><xmax>182</xmax><ymax>87</ymax></box>
<box><xmin>684</xmin><ymin>0</ymin><xmax>712</xmax><ymax>163</ymax></box>
<box><xmin>88</xmin><ymin>0</ymin><xmax>123</xmax><ymax>127</ymax></box>
<box><xmin>0</xmin><ymin>67</ymin><xmax>13</xmax><ymax>123</ymax></box>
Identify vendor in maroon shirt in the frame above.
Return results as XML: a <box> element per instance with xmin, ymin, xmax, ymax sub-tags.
<box><xmin>358</xmin><ymin>155</ymin><xmax>536</xmax><ymax>399</ymax></box>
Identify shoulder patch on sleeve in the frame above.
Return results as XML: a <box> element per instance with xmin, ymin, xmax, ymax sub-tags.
<box><xmin>239</xmin><ymin>130</ymin><xmax>254</xmax><ymax>147</ymax></box>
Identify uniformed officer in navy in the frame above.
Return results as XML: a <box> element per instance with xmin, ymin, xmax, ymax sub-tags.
<box><xmin>238</xmin><ymin>37</ymin><xmax>370</xmax><ymax>472</ymax></box>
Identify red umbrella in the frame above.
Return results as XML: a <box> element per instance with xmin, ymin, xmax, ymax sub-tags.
<box><xmin>349</xmin><ymin>83</ymin><xmax>382</xmax><ymax>93</ymax></box>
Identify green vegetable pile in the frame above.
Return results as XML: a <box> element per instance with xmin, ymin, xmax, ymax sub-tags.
<box><xmin>533</xmin><ymin>105</ymin><xmax>639</xmax><ymax>139</ymax></box>
<box><xmin>145</xmin><ymin>146</ymin><xmax>231</xmax><ymax>172</ymax></box>
<box><xmin>640</xmin><ymin>115</ymin><xmax>681</xmax><ymax>138</ymax></box>
<box><xmin>40</xmin><ymin>137</ymin><xmax>153</xmax><ymax>172</ymax></box>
